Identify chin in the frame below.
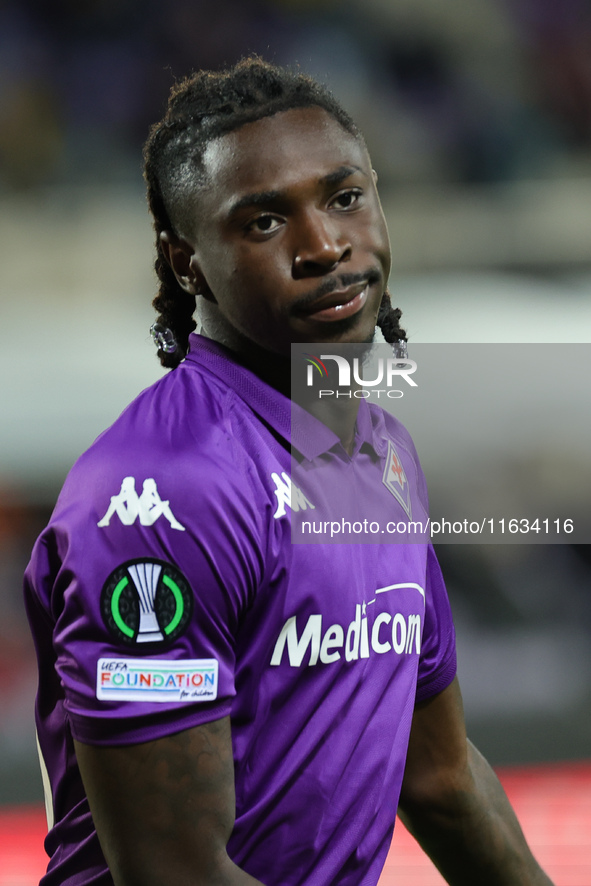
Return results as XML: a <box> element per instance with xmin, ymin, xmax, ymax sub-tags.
<box><xmin>314</xmin><ymin>315</ymin><xmax>378</xmax><ymax>345</ymax></box>
<box><xmin>343</xmin><ymin>324</ymin><xmax>378</xmax><ymax>346</ymax></box>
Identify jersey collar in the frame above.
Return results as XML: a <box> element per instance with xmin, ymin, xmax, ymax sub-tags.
<box><xmin>184</xmin><ymin>334</ymin><xmax>387</xmax><ymax>461</ymax></box>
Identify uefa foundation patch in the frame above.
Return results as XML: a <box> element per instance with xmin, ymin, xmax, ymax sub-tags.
<box><xmin>101</xmin><ymin>559</ymin><xmax>193</xmax><ymax>648</ymax></box>
<box><xmin>97</xmin><ymin>658</ymin><xmax>218</xmax><ymax>703</ymax></box>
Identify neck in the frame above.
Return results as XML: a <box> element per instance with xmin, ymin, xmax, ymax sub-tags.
<box><xmin>199</xmin><ymin>305</ymin><xmax>362</xmax><ymax>455</ymax></box>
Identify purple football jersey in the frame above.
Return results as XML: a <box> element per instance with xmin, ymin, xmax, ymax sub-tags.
<box><xmin>24</xmin><ymin>334</ymin><xmax>456</xmax><ymax>886</ymax></box>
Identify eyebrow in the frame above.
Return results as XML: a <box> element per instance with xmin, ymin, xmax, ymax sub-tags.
<box><xmin>227</xmin><ymin>165</ymin><xmax>365</xmax><ymax>216</ymax></box>
<box><xmin>323</xmin><ymin>164</ymin><xmax>364</xmax><ymax>186</ymax></box>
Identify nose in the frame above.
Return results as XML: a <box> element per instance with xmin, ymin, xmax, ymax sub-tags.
<box><xmin>292</xmin><ymin>211</ymin><xmax>351</xmax><ymax>278</ymax></box>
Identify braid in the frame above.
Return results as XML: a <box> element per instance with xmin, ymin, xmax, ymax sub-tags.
<box><xmin>150</xmin><ymin>257</ymin><xmax>196</xmax><ymax>370</ymax></box>
<box><xmin>144</xmin><ymin>123</ymin><xmax>198</xmax><ymax>369</ymax></box>
<box><xmin>143</xmin><ymin>57</ymin><xmax>362</xmax><ymax>368</ymax></box>
<box><xmin>377</xmin><ymin>290</ymin><xmax>407</xmax><ymax>345</ymax></box>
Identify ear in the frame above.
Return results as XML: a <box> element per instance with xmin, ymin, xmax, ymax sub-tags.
<box><xmin>372</xmin><ymin>168</ymin><xmax>378</xmax><ymax>183</ymax></box>
<box><xmin>159</xmin><ymin>230</ymin><xmax>211</xmax><ymax>298</ymax></box>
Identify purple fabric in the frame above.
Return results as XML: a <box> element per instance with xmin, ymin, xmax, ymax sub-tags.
<box><xmin>24</xmin><ymin>334</ymin><xmax>456</xmax><ymax>886</ymax></box>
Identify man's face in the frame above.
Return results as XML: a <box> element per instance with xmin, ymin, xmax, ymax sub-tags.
<box><xmin>182</xmin><ymin>106</ymin><xmax>391</xmax><ymax>357</ymax></box>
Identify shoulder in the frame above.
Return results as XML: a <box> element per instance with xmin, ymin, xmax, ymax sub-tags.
<box><xmin>67</xmin><ymin>360</ymin><xmax>250</xmax><ymax>493</ymax></box>
<box><xmin>49</xmin><ymin>359</ymin><xmax>286</xmax><ymax>548</ymax></box>
<box><xmin>88</xmin><ymin>358</ymin><xmax>233</xmax><ymax>462</ymax></box>
<box><xmin>27</xmin><ymin>359</ymin><xmax>282</xmax><ymax>612</ymax></box>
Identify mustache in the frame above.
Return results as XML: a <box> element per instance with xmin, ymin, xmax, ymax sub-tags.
<box><xmin>290</xmin><ymin>268</ymin><xmax>382</xmax><ymax>313</ymax></box>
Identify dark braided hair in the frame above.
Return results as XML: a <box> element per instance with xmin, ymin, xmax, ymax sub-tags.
<box><xmin>377</xmin><ymin>291</ymin><xmax>406</xmax><ymax>347</ymax></box>
<box><xmin>143</xmin><ymin>57</ymin><xmax>406</xmax><ymax>368</ymax></box>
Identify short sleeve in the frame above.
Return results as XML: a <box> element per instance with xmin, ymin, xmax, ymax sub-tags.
<box><xmin>415</xmin><ymin>544</ymin><xmax>457</xmax><ymax>703</ymax></box>
<box><xmin>34</xmin><ymin>431</ymin><xmax>268</xmax><ymax>747</ymax></box>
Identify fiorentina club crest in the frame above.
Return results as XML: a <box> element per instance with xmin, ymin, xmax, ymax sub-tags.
<box><xmin>382</xmin><ymin>441</ymin><xmax>412</xmax><ymax>519</ymax></box>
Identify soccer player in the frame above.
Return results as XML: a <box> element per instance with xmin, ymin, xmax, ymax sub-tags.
<box><xmin>24</xmin><ymin>59</ymin><xmax>554</xmax><ymax>886</ymax></box>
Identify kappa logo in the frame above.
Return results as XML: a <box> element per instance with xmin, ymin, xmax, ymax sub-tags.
<box><xmin>101</xmin><ymin>559</ymin><xmax>193</xmax><ymax>647</ymax></box>
<box><xmin>98</xmin><ymin>477</ymin><xmax>185</xmax><ymax>530</ymax></box>
<box><xmin>382</xmin><ymin>441</ymin><xmax>412</xmax><ymax>519</ymax></box>
<box><xmin>271</xmin><ymin>471</ymin><xmax>315</xmax><ymax>519</ymax></box>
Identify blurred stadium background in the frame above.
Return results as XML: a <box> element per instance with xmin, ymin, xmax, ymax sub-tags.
<box><xmin>1</xmin><ymin>0</ymin><xmax>590</xmax><ymax>883</ymax></box>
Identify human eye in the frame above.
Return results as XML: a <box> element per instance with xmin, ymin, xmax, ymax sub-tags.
<box><xmin>245</xmin><ymin>214</ymin><xmax>283</xmax><ymax>235</ymax></box>
<box><xmin>331</xmin><ymin>189</ymin><xmax>362</xmax><ymax>210</ymax></box>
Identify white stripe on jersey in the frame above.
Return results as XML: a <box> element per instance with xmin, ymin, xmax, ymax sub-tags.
<box><xmin>36</xmin><ymin>730</ymin><xmax>54</xmax><ymax>830</ymax></box>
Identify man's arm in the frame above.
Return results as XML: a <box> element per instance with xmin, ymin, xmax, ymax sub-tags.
<box><xmin>74</xmin><ymin>715</ymin><xmax>265</xmax><ymax>886</ymax></box>
<box><xmin>398</xmin><ymin>677</ymin><xmax>554</xmax><ymax>886</ymax></box>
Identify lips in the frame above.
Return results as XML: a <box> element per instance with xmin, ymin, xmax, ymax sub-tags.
<box><xmin>297</xmin><ymin>281</ymin><xmax>370</xmax><ymax>323</ymax></box>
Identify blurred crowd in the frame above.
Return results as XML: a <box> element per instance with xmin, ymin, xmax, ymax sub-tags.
<box><xmin>2</xmin><ymin>0</ymin><xmax>591</xmax><ymax>191</ymax></box>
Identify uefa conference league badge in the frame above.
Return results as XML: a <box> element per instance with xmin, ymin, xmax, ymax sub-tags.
<box><xmin>101</xmin><ymin>559</ymin><xmax>193</xmax><ymax>648</ymax></box>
